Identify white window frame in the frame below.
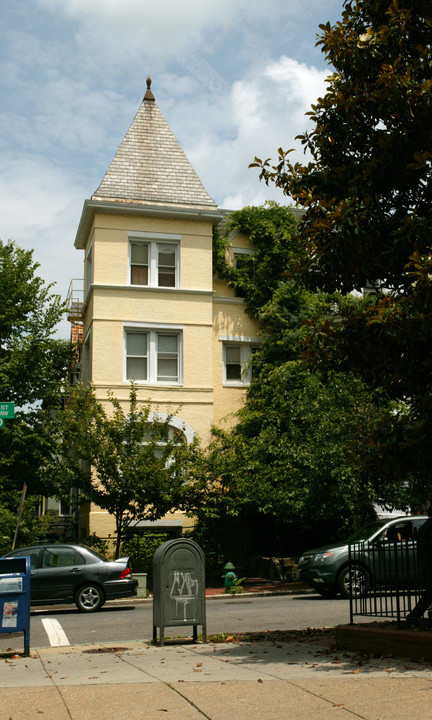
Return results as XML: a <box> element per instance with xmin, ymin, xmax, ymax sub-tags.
<box><xmin>124</xmin><ymin>323</ymin><xmax>183</xmax><ymax>385</ymax></box>
<box><xmin>233</xmin><ymin>247</ymin><xmax>253</xmax><ymax>263</ymax></box>
<box><xmin>41</xmin><ymin>488</ymin><xmax>78</xmax><ymax>517</ymax></box>
<box><xmin>82</xmin><ymin>330</ymin><xmax>91</xmax><ymax>385</ymax></box>
<box><xmin>147</xmin><ymin>413</ymin><xmax>195</xmax><ymax>443</ymax></box>
<box><xmin>84</xmin><ymin>237</ymin><xmax>93</xmax><ymax>299</ymax></box>
<box><xmin>221</xmin><ymin>337</ymin><xmax>259</xmax><ymax>386</ymax></box>
<box><xmin>128</xmin><ymin>232</ymin><xmax>181</xmax><ymax>289</ymax></box>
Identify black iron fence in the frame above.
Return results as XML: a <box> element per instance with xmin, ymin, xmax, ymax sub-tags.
<box><xmin>348</xmin><ymin>537</ymin><xmax>428</xmax><ymax>628</ymax></box>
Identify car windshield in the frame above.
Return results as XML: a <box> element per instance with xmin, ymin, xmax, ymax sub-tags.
<box><xmin>346</xmin><ymin>520</ymin><xmax>387</xmax><ymax>543</ymax></box>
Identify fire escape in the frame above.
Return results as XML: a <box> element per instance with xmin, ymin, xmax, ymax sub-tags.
<box><xmin>66</xmin><ymin>280</ymin><xmax>87</xmax><ymax>384</ymax></box>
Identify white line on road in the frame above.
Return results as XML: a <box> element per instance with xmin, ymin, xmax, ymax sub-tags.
<box><xmin>41</xmin><ymin>618</ymin><xmax>70</xmax><ymax>647</ymax></box>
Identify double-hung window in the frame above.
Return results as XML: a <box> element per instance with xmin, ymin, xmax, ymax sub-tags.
<box><xmin>233</xmin><ymin>248</ymin><xmax>253</xmax><ymax>298</ymax></box>
<box><xmin>130</xmin><ymin>243</ymin><xmax>149</xmax><ymax>285</ymax></box>
<box><xmin>222</xmin><ymin>340</ymin><xmax>258</xmax><ymax>386</ymax></box>
<box><xmin>85</xmin><ymin>242</ymin><xmax>93</xmax><ymax>298</ymax></box>
<box><xmin>157</xmin><ymin>246</ymin><xmax>176</xmax><ymax>287</ymax></box>
<box><xmin>125</xmin><ymin>328</ymin><xmax>182</xmax><ymax>384</ymax></box>
<box><xmin>129</xmin><ymin>234</ymin><xmax>179</xmax><ymax>288</ymax></box>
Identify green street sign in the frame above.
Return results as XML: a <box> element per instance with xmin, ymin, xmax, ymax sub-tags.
<box><xmin>0</xmin><ymin>403</ymin><xmax>15</xmax><ymax>419</ymax></box>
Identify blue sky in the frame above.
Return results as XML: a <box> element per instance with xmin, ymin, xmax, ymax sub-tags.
<box><xmin>0</xmin><ymin>0</ymin><xmax>344</xmax><ymax>337</ymax></box>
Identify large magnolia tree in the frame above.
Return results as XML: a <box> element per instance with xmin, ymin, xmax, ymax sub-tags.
<box><xmin>252</xmin><ymin>0</ymin><xmax>432</xmax><ymax>507</ymax></box>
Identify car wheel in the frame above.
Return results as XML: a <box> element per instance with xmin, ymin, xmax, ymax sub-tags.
<box><xmin>75</xmin><ymin>584</ymin><xmax>105</xmax><ymax>612</ymax></box>
<box><xmin>337</xmin><ymin>565</ymin><xmax>369</xmax><ymax>599</ymax></box>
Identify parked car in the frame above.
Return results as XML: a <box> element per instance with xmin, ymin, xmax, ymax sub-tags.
<box><xmin>296</xmin><ymin>516</ymin><xmax>428</xmax><ymax>599</ymax></box>
<box><xmin>2</xmin><ymin>544</ymin><xmax>138</xmax><ymax>612</ymax></box>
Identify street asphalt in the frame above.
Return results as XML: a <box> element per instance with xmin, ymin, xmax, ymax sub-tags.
<box><xmin>1</xmin><ymin>630</ymin><xmax>432</xmax><ymax>719</ymax></box>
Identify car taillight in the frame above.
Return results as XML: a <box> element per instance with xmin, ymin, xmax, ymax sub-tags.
<box><xmin>117</xmin><ymin>567</ymin><xmax>131</xmax><ymax>579</ymax></box>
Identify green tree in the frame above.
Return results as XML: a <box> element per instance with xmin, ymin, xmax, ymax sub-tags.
<box><xmin>191</xmin><ymin>359</ymin><xmax>392</xmax><ymax>542</ymax></box>
<box><xmin>252</xmin><ymin>1</ymin><xmax>432</xmax><ymax>507</ymax></box>
<box><xmin>186</xmin><ymin>202</ymin><xmax>397</xmax><ymax>545</ymax></box>
<box><xmin>0</xmin><ymin>239</ymin><xmax>72</xmax><ymax>546</ymax></box>
<box><xmin>46</xmin><ymin>384</ymin><xmax>196</xmax><ymax>558</ymax></box>
<box><xmin>0</xmin><ymin>239</ymin><xmax>70</xmax><ymax>406</ymax></box>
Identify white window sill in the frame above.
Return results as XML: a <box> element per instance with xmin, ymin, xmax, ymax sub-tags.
<box><xmin>124</xmin><ymin>381</ymin><xmax>183</xmax><ymax>387</ymax></box>
<box><xmin>222</xmin><ymin>381</ymin><xmax>250</xmax><ymax>388</ymax></box>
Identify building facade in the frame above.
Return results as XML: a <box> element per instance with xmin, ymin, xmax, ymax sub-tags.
<box><xmin>67</xmin><ymin>79</ymin><xmax>260</xmax><ymax>538</ymax></box>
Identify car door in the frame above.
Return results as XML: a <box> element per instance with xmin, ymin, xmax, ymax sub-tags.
<box><xmin>37</xmin><ymin>546</ymin><xmax>86</xmax><ymax>602</ymax></box>
<box><xmin>370</xmin><ymin>521</ymin><xmax>416</xmax><ymax>587</ymax></box>
<box><xmin>5</xmin><ymin>547</ymin><xmax>44</xmax><ymax>602</ymax></box>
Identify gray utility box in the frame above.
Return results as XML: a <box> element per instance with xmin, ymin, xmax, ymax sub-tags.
<box><xmin>152</xmin><ymin>539</ymin><xmax>206</xmax><ymax>646</ymax></box>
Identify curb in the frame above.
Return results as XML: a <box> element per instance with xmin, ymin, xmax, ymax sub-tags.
<box><xmin>130</xmin><ymin>588</ymin><xmax>313</xmax><ymax>603</ymax></box>
<box><xmin>336</xmin><ymin>622</ymin><xmax>432</xmax><ymax>662</ymax></box>
<box><xmin>30</xmin><ymin>587</ymin><xmax>313</xmax><ymax>614</ymax></box>
<box><xmin>204</xmin><ymin>589</ymin><xmax>314</xmax><ymax>600</ymax></box>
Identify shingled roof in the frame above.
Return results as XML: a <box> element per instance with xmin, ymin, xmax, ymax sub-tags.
<box><xmin>92</xmin><ymin>78</ymin><xmax>217</xmax><ymax>210</ymax></box>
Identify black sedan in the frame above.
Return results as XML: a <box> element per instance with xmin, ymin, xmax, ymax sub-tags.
<box><xmin>2</xmin><ymin>544</ymin><xmax>138</xmax><ymax>612</ymax></box>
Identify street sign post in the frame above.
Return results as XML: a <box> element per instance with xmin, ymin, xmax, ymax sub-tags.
<box><xmin>0</xmin><ymin>403</ymin><xmax>15</xmax><ymax>419</ymax></box>
<box><xmin>0</xmin><ymin>403</ymin><xmax>15</xmax><ymax>429</ymax></box>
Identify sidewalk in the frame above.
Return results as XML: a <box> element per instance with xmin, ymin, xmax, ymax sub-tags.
<box><xmin>1</xmin><ymin>629</ymin><xmax>432</xmax><ymax>719</ymax></box>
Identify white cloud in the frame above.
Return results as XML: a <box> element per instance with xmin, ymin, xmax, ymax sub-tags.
<box><xmin>0</xmin><ymin>153</ymin><xmax>85</xmax><ymax>337</ymax></box>
<box><xmin>38</xmin><ymin>0</ymin><xmax>282</xmax><ymax>53</ymax></box>
<box><xmin>181</xmin><ymin>56</ymin><xmax>328</xmax><ymax>209</ymax></box>
<box><xmin>35</xmin><ymin>0</ymin><xmax>341</xmax><ymax>72</ymax></box>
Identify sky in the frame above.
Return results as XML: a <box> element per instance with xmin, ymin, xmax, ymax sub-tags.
<box><xmin>0</xmin><ymin>0</ymin><xmax>344</xmax><ymax>337</ymax></box>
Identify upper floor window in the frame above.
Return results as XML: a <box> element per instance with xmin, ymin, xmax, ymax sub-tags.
<box><xmin>222</xmin><ymin>341</ymin><xmax>258</xmax><ymax>386</ymax></box>
<box><xmin>84</xmin><ymin>242</ymin><xmax>93</xmax><ymax>298</ymax></box>
<box><xmin>125</xmin><ymin>328</ymin><xmax>182</xmax><ymax>385</ymax></box>
<box><xmin>233</xmin><ymin>248</ymin><xmax>253</xmax><ymax>298</ymax></box>
<box><xmin>42</xmin><ymin>495</ymin><xmax>75</xmax><ymax>517</ymax></box>
<box><xmin>130</xmin><ymin>239</ymin><xmax>179</xmax><ymax>288</ymax></box>
<box><xmin>83</xmin><ymin>331</ymin><xmax>91</xmax><ymax>385</ymax></box>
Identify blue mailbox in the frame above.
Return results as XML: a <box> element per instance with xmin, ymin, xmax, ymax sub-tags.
<box><xmin>0</xmin><ymin>557</ymin><xmax>31</xmax><ymax>656</ymax></box>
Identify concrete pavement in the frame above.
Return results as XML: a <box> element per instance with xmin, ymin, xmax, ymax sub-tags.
<box><xmin>1</xmin><ymin>631</ymin><xmax>432</xmax><ymax>719</ymax></box>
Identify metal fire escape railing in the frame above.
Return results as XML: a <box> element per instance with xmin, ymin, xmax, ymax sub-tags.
<box><xmin>66</xmin><ymin>279</ymin><xmax>87</xmax><ymax>322</ymax></box>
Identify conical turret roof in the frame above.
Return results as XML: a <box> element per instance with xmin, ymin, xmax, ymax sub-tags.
<box><xmin>92</xmin><ymin>78</ymin><xmax>217</xmax><ymax>210</ymax></box>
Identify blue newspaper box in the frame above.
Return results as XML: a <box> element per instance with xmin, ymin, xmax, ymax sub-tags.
<box><xmin>0</xmin><ymin>557</ymin><xmax>31</xmax><ymax>656</ymax></box>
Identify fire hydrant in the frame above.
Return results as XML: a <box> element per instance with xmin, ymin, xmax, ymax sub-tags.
<box><xmin>223</xmin><ymin>562</ymin><xmax>237</xmax><ymax>591</ymax></box>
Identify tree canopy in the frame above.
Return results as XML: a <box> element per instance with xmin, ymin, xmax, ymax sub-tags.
<box><xmin>253</xmin><ymin>0</ymin><xmax>432</xmax><ymax>294</ymax></box>
<box><xmin>250</xmin><ymin>0</ymin><xmax>432</xmax><ymax>508</ymax></box>
<box><xmin>0</xmin><ymin>240</ymin><xmax>72</xmax><ymax>546</ymax></box>
<box><xmin>0</xmin><ymin>239</ymin><xmax>70</xmax><ymax>407</ymax></box>
<box><xmin>46</xmin><ymin>384</ymin><xmax>196</xmax><ymax>557</ymax></box>
<box><xmin>191</xmin><ymin>363</ymin><xmax>387</xmax><ymax>539</ymax></box>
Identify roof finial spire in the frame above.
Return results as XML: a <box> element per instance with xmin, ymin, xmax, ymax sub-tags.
<box><xmin>144</xmin><ymin>76</ymin><xmax>155</xmax><ymax>102</ymax></box>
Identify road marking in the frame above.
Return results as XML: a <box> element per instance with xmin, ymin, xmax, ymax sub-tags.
<box><xmin>41</xmin><ymin>618</ymin><xmax>70</xmax><ymax>647</ymax></box>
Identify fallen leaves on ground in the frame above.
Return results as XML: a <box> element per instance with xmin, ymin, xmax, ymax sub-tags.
<box><xmin>207</xmin><ymin>628</ymin><xmax>335</xmax><ymax>645</ymax></box>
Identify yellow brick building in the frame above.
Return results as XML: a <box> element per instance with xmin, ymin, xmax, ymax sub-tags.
<box><xmin>67</xmin><ymin>79</ymin><xmax>261</xmax><ymax>538</ymax></box>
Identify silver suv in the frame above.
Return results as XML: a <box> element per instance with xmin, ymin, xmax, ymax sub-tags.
<box><xmin>296</xmin><ymin>516</ymin><xmax>427</xmax><ymax>598</ymax></box>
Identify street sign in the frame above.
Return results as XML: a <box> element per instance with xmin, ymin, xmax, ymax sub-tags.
<box><xmin>0</xmin><ymin>403</ymin><xmax>14</xmax><ymax>419</ymax></box>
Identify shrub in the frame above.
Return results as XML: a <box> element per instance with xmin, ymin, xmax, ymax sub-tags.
<box><xmin>121</xmin><ymin>532</ymin><xmax>170</xmax><ymax>574</ymax></box>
